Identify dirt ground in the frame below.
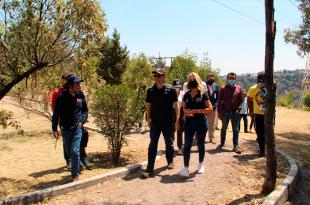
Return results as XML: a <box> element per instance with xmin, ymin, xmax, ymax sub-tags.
<box><xmin>0</xmin><ymin>98</ymin><xmax>309</xmax><ymax>204</ymax></box>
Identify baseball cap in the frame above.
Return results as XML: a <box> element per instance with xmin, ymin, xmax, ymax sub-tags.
<box><xmin>152</xmin><ymin>68</ymin><xmax>165</xmax><ymax>75</ymax></box>
<box><xmin>66</xmin><ymin>75</ymin><xmax>84</xmax><ymax>85</ymax></box>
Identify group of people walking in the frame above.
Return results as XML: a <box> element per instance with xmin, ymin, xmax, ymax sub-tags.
<box><xmin>143</xmin><ymin>68</ymin><xmax>267</xmax><ymax>178</ymax></box>
<box><xmin>51</xmin><ymin>68</ymin><xmax>267</xmax><ymax>181</ymax></box>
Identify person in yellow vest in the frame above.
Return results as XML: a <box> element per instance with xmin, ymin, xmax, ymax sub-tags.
<box><xmin>247</xmin><ymin>72</ymin><xmax>267</xmax><ymax>157</ymax></box>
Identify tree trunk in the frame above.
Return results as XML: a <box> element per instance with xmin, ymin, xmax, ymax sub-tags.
<box><xmin>263</xmin><ymin>0</ymin><xmax>277</xmax><ymax>194</ymax></box>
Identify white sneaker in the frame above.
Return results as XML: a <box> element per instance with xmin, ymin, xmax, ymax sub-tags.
<box><xmin>197</xmin><ymin>163</ymin><xmax>205</xmax><ymax>174</ymax></box>
<box><xmin>178</xmin><ymin>167</ymin><xmax>189</xmax><ymax>177</ymax></box>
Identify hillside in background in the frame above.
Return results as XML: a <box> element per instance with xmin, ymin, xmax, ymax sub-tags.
<box><xmin>234</xmin><ymin>69</ymin><xmax>305</xmax><ymax>95</ymax></box>
<box><xmin>220</xmin><ymin>69</ymin><xmax>306</xmax><ymax>107</ymax></box>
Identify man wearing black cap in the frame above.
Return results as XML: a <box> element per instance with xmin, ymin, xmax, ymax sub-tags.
<box><xmin>52</xmin><ymin>75</ymin><xmax>88</xmax><ymax>181</ymax></box>
<box><xmin>142</xmin><ymin>68</ymin><xmax>179</xmax><ymax>178</ymax></box>
<box><xmin>247</xmin><ymin>72</ymin><xmax>267</xmax><ymax>157</ymax></box>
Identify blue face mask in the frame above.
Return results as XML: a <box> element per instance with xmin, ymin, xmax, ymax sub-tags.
<box><xmin>227</xmin><ymin>79</ymin><xmax>236</xmax><ymax>86</ymax></box>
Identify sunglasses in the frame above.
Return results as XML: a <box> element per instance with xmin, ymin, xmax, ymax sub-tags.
<box><xmin>258</xmin><ymin>80</ymin><xmax>265</xmax><ymax>83</ymax></box>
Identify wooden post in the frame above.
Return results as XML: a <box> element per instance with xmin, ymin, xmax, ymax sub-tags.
<box><xmin>263</xmin><ymin>0</ymin><xmax>277</xmax><ymax>194</ymax></box>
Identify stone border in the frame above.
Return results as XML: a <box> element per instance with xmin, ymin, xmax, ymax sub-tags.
<box><xmin>0</xmin><ymin>152</ymin><xmax>162</xmax><ymax>205</ymax></box>
<box><xmin>262</xmin><ymin>149</ymin><xmax>300</xmax><ymax>205</ymax></box>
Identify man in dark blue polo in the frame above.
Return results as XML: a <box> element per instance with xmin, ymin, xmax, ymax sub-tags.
<box><xmin>52</xmin><ymin>75</ymin><xmax>88</xmax><ymax>181</ymax></box>
<box><xmin>142</xmin><ymin>68</ymin><xmax>179</xmax><ymax>178</ymax></box>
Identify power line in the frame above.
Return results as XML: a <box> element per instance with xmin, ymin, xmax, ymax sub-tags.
<box><xmin>211</xmin><ymin>0</ymin><xmax>264</xmax><ymax>26</ymax></box>
<box><xmin>255</xmin><ymin>0</ymin><xmax>297</xmax><ymax>23</ymax></box>
<box><xmin>287</xmin><ymin>0</ymin><xmax>298</xmax><ymax>9</ymax></box>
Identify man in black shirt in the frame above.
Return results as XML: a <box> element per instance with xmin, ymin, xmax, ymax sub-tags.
<box><xmin>142</xmin><ymin>68</ymin><xmax>179</xmax><ymax>178</ymax></box>
<box><xmin>52</xmin><ymin>75</ymin><xmax>88</xmax><ymax>181</ymax></box>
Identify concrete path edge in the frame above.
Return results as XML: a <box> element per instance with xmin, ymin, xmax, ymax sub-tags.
<box><xmin>262</xmin><ymin>149</ymin><xmax>300</xmax><ymax>205</ymax></box>
<box><xmin>0</xmin><ymin>152</ymin><xmax>162</xmax><ymax>205</ymax></box>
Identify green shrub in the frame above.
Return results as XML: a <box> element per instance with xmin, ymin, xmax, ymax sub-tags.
<box><xmin>91</xmin><ymin>84</ymin><xmax>144</xmax><ymax>164</ymax></box>
<box><xmin>277</xmin><ymin>92</ymin><xmax>296</xmax><ymax>108</ymax></box>
<box><xmin>303</xmin><ymin>92</ymin><xmax>310</xmax><ymax>109</ymax></box>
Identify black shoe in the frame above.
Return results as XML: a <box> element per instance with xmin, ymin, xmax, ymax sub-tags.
<box><xmin>217</xmin><ymin>144</ymin><xmax>224</xmax><ymax>150</ymax></box>
<box><xmin>83</xmin><ymin>161</ymin><xmax>93</xmax><ymax>170</ymax></box>
<box><xmin>258</xmin><ymin>151</ymin><xmax>265</xmax><ymax>157</ymax></box>
<box><xmin>141</xmin><ymin>170</ymin><xmax>155</xmax><ymax>178</ymax></box>
<box><xmin>72</xmin><ymin>176</ymin><xmax>79</xmax><ymax>182</ymax></box>
<box><xmin>233</xmin><ymin>146</ymin><xmax>242</xmax><ymax>154</ymax></box>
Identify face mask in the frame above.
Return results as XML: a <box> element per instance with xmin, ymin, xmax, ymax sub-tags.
<box><xmin>258</xmin><ymin>82</ymin><xmax>265</xmax><ymax>88</ymax></box>
<box><xmin>227</xmin><ymin>79</ymin><xmax>236</xmax><ymax>86</ymax></box>
<box><xmin>207</xmin><ymin>79</ymin><xmax>214</xmax><ymax>85</ymax></box>
<box><xmin>188</xmin><ymin>80</ymin><xmax>198</xmax><ymax>89</ymax></box>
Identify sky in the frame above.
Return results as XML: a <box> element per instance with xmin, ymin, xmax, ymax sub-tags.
<box><xmin>100</xmin><ymin>0</ymin><xmax>306</xmax><ymax>75</ymax></box>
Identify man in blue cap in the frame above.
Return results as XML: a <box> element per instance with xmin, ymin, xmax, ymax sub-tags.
<box><xmin>52</xmin><ymin>75</ymin><xmax>88</xmax><ymax>181</ymax></box>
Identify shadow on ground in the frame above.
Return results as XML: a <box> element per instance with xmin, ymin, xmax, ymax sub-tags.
<box><xmin>87</xmin><ymin>152</ymin><xmax>131</xmax><ymax>169</ymax></box>
<box><xmin>122</xmin><ymin>166</ymin><xmax>167</xmax><ymax>181</ymax></box>
<box><xmin>227</xmin><ymin>193</ymin><xmax>267</xmax><ymax>205</ymax></box>
<box><xmin>159</xmin><ymin>171</ymin><xmax>198</xmax><ymax>184</ymax></box>
<box><xmin>29</xmin><ymin>167</ymin><xmax>67</xmax><ymax>178</ymax></box>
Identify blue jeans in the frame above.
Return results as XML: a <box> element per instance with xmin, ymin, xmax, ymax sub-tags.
<box><xmin>61</xmin><ymin>128</ymin><xmax>82</xmax><ymax>177</ymax></box>
<box><xmin>183</xmin><ymin>117</ymin><xmax>208</xmax><ymax>167</ymax></box>
<box><xmin>147</xmin><ymin>121</ymin><xmax>174</xmax><ymax>172</ymax></box>
<box><xmin>220</xmin><ymin>111</ymin><xmax>240</xmax><ymax>147</ymax></box>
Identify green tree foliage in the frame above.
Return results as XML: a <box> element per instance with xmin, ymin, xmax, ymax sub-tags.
<box><xmin>122</xmin><ymin>53</ymin><xmax>153</xmax><ymax>89</ymax></box>
<box><xmin>0</xmin><ymin>0</ymin><xmax>106</xmax><ymax>100</ymax></box>
<box><xmin>92</xmin><ymin>85</ymin><xmax>144</xmax><ymax>164</ymax></box>
<box><xmin>167</xmin><ymin>53</ymin><xmax>198</xmax><ymax>84</ymax></box>
<box><xmin>122</xmin><ymin>53</ymin><xmax>152</xmax><ymax>128</ymax></box>
<box><xmin>167</xmin><ymin>50</ymin><xmax>220</xmax><ymax>85</ymax></box>
<box><xmin>97</xmin><ymin>29</ymin><xmax>129</xmax><ymax>85</ymax></box>
<box><xmin>284</xmin><ymin>0</ymin><xmax>310</xmax><ymax>56</ymax></box>
<box><xmin>303</xmin><ymin>92</ymin><xmax>310</xmax><ymax>108</ymax></box>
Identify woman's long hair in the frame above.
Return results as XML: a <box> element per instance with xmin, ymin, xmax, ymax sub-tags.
<box><xmin>187</xmin><ymin>72</ymin><xmax>205</xmax><ymax>93</ymax></box>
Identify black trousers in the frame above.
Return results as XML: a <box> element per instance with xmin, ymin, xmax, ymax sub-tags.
<box><xmin>254</xmin><ymin>114</ymin><xmax>265</xmax><ymax>154</ymax></box>
<box><xmin>147</xmin><ymin>121</ymin><xmax>174</xmax><ymax>172</ymax></box>
<box><xmin>238</xmin><ymin>114</ymin><xmax>248</xmax><ymax>131</ymax></box>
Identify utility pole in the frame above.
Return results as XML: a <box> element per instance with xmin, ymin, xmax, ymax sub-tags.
<box><xmin>263</xmin><ymin>0</ymin><xmax>277</xmax><ymax>194</ymax></box>
<box><xmin>151</xmin><ymin>53</ymin><xmax>175</xmax><ymax>68</ymax></box>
